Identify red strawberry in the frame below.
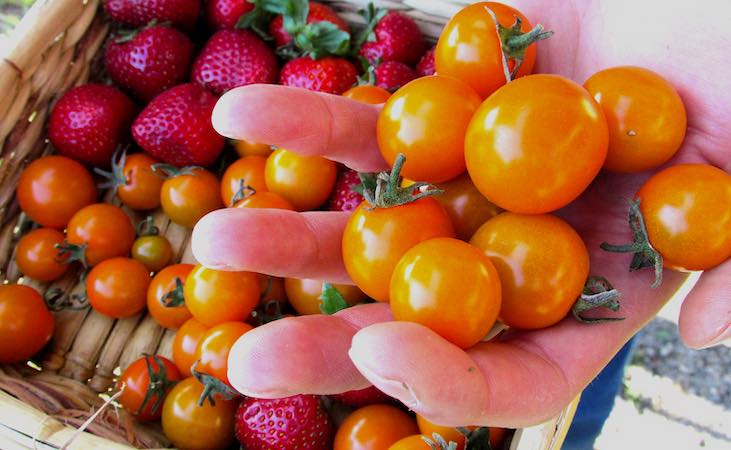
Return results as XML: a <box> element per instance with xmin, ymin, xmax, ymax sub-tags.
<box><xmin>416</xmin><ymin>47</ymin><xmax>436</xmax><ymax>77</ymax></box>
<box><xmin>104</xmin><ymin>0</ymin><xmax>201</xmax><ymax>31</ymax></box>
<box><xmin>235</xmin><ymin>394</ymin><xmax>333</xmax><ymax>450</ymax></box>
<box><xmin>48</xmin><ymin>84</ymin><xmax>135</xmax><ymax>166</ymax></box>
<box><xmin>375</xmin><ymin>61</ymin><xmax>417</xmax><ymax>91</ymax></box>
<box><xmin>328</xmin><ymin>169</ymin><xmax>364</xmax><ymax>212</ymax></box>
<box><xmin>331</xmin><ymin>386</ymin><xmax>394</xmax><ymax>407</ymax></box>
<box><xmin>280</xmin><ymin>56</ymin><xmax>357</xmax><ymax>94</ymax></box>
<box><xmin>131</xmin><ymin>83</ymin><xmax>224</xmax><ymax>166</ymax></box>
<box><xmin>358</xmin><ymin>10</ymin><xmax>426</xmax><ymax>65</ymax></box>
<box><xmin>269</xmin><ymin>1</ymin><xmax>348</xmax><ymax>47</ymax></box>
<box><xmin>105</xmin><ymin>24</ymin><xmax>194</xmax><ymax>101</ymax></box>
<box><xmin>191</xmin><ymin>29</ymin><xmax>278</xmax><ymax>96</ymax></box>
<box><xmin>206</xmin><ymin>0</ymin><xmax>254</xmax><ymax>30</ymax></box>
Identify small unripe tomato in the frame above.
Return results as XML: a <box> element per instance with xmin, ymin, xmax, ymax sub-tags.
<box><xmin>132</xmin><ymin>235</ymin><xmax>173</xmax><ymax>272</ymax></box>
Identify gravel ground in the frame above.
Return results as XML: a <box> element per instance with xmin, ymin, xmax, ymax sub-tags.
<box><xmin>627</xmin><ymin>317</ymin><xmax>731</xmax><ymax>409</ymax></box>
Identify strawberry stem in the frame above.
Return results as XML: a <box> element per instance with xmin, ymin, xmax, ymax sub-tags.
<box><xmin>600</xmin><ymin>199</ymin><xmax>664</xmax><ymax>288</ymax></box>
<box><xmin>352</xmin><ymin>3</ymin><xmax>387</xmax><ymax>55</ymax></box>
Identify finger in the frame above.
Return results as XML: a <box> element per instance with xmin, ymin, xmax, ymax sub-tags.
<box><xmin>212</xmin><ymin>85</ymin><xmax>388</xmax><ymax>172</ymax></box>
<box><xmin>192</xmin><ymin>208</ymin><xmax>351</xmax><ymax>283</ymax></box>
<box><xmin>350</xmin><ymin>270</ymin><xmax>689</xmax><ymax>428</ymax></box>
<box><xmin>679</xmin><ymin>261</ymin><xmax>731</xmax><ymax>348</ymax></box>
<box><xmin>227</xmin><ymin>303</ymin><xmax>392</xmax><ymax>397</ymax></box>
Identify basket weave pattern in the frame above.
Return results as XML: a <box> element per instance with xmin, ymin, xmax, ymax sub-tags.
<box><xmin>0</xmin><ymin>1</ymin><xmax>575</xmax><ymax>449</ymax></box>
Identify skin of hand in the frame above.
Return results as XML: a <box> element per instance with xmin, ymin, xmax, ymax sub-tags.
<box><xmin>192</xmin><ymin>0</ymin><xmax>731</xmax><ymax>428</ymax></box>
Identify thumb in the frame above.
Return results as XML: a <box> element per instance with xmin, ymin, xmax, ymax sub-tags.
<box><xmin>678</xmin><ymin>261</ymin><xmax>731</xmax><ymax>348</ymax></box>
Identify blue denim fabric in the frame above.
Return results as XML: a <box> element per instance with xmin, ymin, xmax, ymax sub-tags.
<box><xmin>562</xmin><ymin>337</ymin><xmax>637</xmax><ymax>450</ymax></box>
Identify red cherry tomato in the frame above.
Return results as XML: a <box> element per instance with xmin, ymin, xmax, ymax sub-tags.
<box><xmin>116</xmin><ymin>355</ymin><xmax>181</xmax><ymax>421</ymax></box>
<box><xmin>471</xmin><ymin>213</ymin><xmax>589</xmax><ymax>329</ymax></box>
<box><xmin>465</xmin><ymin>74</ymin><xmax>608</xmax><ymax>214</ymax></box>
<box><xmin>65</xmin><ymin>203</ymin><xmax>136</xmax><ymax>266</ymax></box>
<box><xmin>390</xmin><ymin>238</ymin><xmax>501</xmax><ymax>348</ymax></box>
<box><xmin>147</xmin><ymin>264</ymin><xmax>194</xmax><ymax>330</ymax></box>
<box><xmin>435</xmin><ymin>2</ymin><xmax>542</xmax><ymax>98</ymax></box>
<box><xmin>334</xmin><ymin>404</ymin><xmax>419</xmax><ymax>450</ymax></box>
<box><xmin>160</xmin><ymin>167</ymin><xmax>223</xmax><ymax>228</ymax></box>
<box><xmin>221</xmin><ymin>156</ymin><xmax>268</xmax><ymax>206</ymax></box>
<box><xmin>86</xmin><ymin>257</ymin><xmax>151</xmax><ymax>318</ymax></box>
<box><xmin>16</xmin><ymin>228</ymin><xmax>69</xmax><ymax>281</ymax></box>
<box><xmin>233</xmin><ymin>191</ymin><xmax>295</xmax><ymax>210</ymax></box>
<box><xmin>343</xmin><ymin>85</ymin><xmax>391</xmax><ymax>104</ymax></box>
<box><xmin>377</xmin><ymin>76</ymin><xmax>481</xmax><ymax>183</ymax></box>
<box><xmin>195</xmin><ymin>321</ymin><xmax>253</xmax><ymax>384</ymax></box>
<box><xmin>434</xmin><ymin>174</ymin><xmax>502</xmax><ymax>241</ymax></box>
<box><xmin>184</xmin><ymin>265</ymin><xmax>260</xmax><ymax>326</ymax></box>
<box><xmin>0</xmin><ymin>284</ymin><xmax>54</xmax><ymax>363</ymax></box>
<box><xmin>284</xmin><ymin>278</ymin><xmax>367</xmax><ymax>315</ymax></box>
<box><xmin>235</xmin><ymin>140</ymin><xmax>272</xmax><ymax>157</ymax></box>
<box><xmin>265</xmin><ymin>149</ymin><xmax>337</xmax><ymax>211</ymax></box>
<box><xmin>172</xmin><ymin>318</ymin><xmax>209</xmax><ymax>377</ymax></box>
<box><xmin>16</xmin><ymin>155</ymin><xmax>97</xmax><ymax>229</ymax></box>
<box><xmin>584</xmin><ymin>66</ymin><xmax>687</xmax><ymax>173</ymax></box>
<box><xmin>116</xmin><ymin>153</ymin><xmax>164</xmax><ymax>210</ymax></box>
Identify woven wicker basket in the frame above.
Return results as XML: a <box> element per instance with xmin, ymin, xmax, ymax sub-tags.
<box><xmin>0</xmin><ymin>0</ymin><xmax>579</xmax><ymax>448</ymax></box>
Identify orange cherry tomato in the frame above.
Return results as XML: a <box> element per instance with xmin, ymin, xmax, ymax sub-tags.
<box><xmin>160</xmin><ymin>167</ymin><xmax>223</xmax><ymax>228</ymax></box>
<box><xmin>343</xmin><ymin>197</ymin><xmax>454</xmax><ymax>302</ymax></box>
<box><xmin>284</xmin><ymin>278</ymin><xmax>367</xmax><ymax>315</ymax></box>
<box><xmin>16</xmin><ymin>155</ymin><xmax>96</xmax><ymax>229</ymax></box>
<box><xmin>172</xmin><ymin>318</ymin><xmax>209</xmax><ymax>377</ymax></box>
<box><xmin>471</xmin><ymin>213</ymin><xmax>589</xmax><ymax>329</ymax></box>
<box><xmin>584</xmin><ymin>66</ymin><xmax>687</xmax><ymax>173</ymax></box>
<box><xmin>637</xmin><ymin>164</ymin><xmax>731</xmax><ymax>271</ymax></box>
<box><xmin>334</xmin><ymin>404</ymin><xmax>420</xmax><ymax>450</ymax></box>
<box><xmin>86</xmin><ymin>257</ymin><xmax>151</xmax><ymax>318</ymax></box>
<box><xmin>132</xmin><ymin>235</ymin><xmax>173</xmax><ymax>272</ymax></box>
<box><xmin>65</xmin><ymin>203</ymin><xmax>136</xmax><ymax>266</ymax></box>
<box><xmin>258</xmin><ymin>274</ymin><xmax>287</xmax><ymax>306</ymax></box>
<box><xmin>265</xmin><ymin>149</ymin><xmax>337</xmax><ymax>211</ymax></box>
<box><xmin>235</xmin><ymin>139</ymin><xmax>273</xmax><ymax>157</ymax></box>
<box><xmin>390</xmin><ymin>238</ymin><xmax>501</xmax><ymax>348</ymax></box>
<box><xmin>161</xmin><ymin>377</ymin><xmax>236</xmax><ymax>450</ymax></box>
<box><xmin>377</xmin><ymin>76</ymin><xmax>481</xmax><ymax>183</ymax></box>
<box><xmin>220</xmin><ymin>156</ymin><xmax>268</xmax><ymax>206</ymax></box>
<box><xmin>16</xmin><ymin>228</ymin><xmax>69</xmax><ymax>281</ymax></box>
<box><xmin>343</xmin><ymin>85</ymin><xmax>391</xmax><ymax>104</ymax></box>
<box><xmin>233</xmin><ymin>191</ymin><xmax>295</xmax><ymax>210</ymax></box>
<box><xmin>117</xmin><ymin>153</ymin><xmax>164</xmax><ymax>210</ymax></box>
<box><xmin>184</xmin><ymin>265</ymin><xmax>260</xmax><ymax>326</ymax></box>
<box><xmin>435</xmin><ymin>174</ymin><xmax>502</xmax><ymax>241</ymax></box>
<box><xmin>389</xmin><ymin>435</ymin><xmax>430</xmax><ymax>450</ymax></box>
<box><xmin>195</xmin><ymin>321</ymin><xmax>253</xmax><ymax>384</ymax></box>
<box><xmin>465</xmin><ymin>74</ymin><xmax>608</xmax><ymax>214</ymax></box>
<box><xmin>416</xmin><ymin>415</ymin><xmax>507</xmax><ymax>450</ymax></box>
<box><xmin>0</xmin><ymin>284</ymin><xmax>54</xmax><ymax>363</ymax></box>
<box><xmin>147</xmin><ymin>264</ymin><xmax>194</xmax><ymax>330</ymax></box>
<box><xmin>435</xmin><ymin>2</ymin><xmax>540</xmax><ymax>98</ymax></box>
<box><xmin>116</xmin><ymin>355</ymin><xmax>181</xmax><ymax>421</ymax></box>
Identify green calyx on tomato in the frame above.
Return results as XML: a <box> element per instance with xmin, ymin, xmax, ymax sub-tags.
<box><xmin>94</xmin><ymin>147</ymin><xmax>130</xmax><ymax>195</ymax></box>
<box><xmin>135</xmin><ymin>355</ymin><xmax>179</xmax><ymax>416</ymax></box>
<box><xmin>230</xmin><ymin>179</ymin><xmax>258</xmax><ymax>206</ymax></box>
<box><xmin>421</xmin><ymin>433</ymin><xmax>458</xmax><ymax>450</ymax></box>
<box><xmin>55</xmin><ymin>240</ymin><xmax>89</xmax><ymax>269</ymax></box>
<box><xmin>136</xmin><ymin>215</ymin><xmax>160</xmax><ymax>237</ymax></box>
<box><xmin>360</xmin><ymin>153</ymin><xmax>442</xmax><ymax>209</ymax></box>
<box><xmin>319</xmin><ymin>283</ymin><xmax>349</xmax><ymax>315</ymax></box>
<box><xmin>161</xmin><ymin>277</ymin><xmax>186</xmax><ymax>308</ymax></box>
<box><xmin>492</xmin><ymin>12</ymin><xmax>553</xmax><ymax>80</ymax></box>
<box><xmin>151</xmin><ymin>163</ymin><xmax>202</xmax><ymax>179</ymax></box>
<box><xmin>43</xmin><ymin>285</ymin><xmax>88</xmax><ymax>311</ymax></box>
<box><xmin>191</xmin><ymin>361</ymin><xmax>240</xmax><ymax>407</ymax></box>
<box><xmin>456</xmin><ymin>426</ymin><xmax>492</xmax><ymax>450</ymax></box>
<box><xmin>571</xmin><ymin>276</ymin><xmax>625</xmax><ymax>324</ymax></box>
<box><xmin>600</xmin><ymin>199</ymin><xmax>664</xmax><ymax>288</ymax></box>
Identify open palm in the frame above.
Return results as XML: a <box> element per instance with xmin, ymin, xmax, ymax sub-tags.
<box><xmin>191</xmin><ymin>0</ymin><xmax>731</xmax><ymax>427</ymax></box>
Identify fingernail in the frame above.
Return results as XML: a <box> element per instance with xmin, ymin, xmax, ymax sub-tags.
<box><xmin>211</xmin><ymin>91</ymin><xmax>240</xmax><ymax>138</ymax></box>
<box><xmin>696</xmin><ymin>322</ymin><xmax>731</xmax><ymax>349</ymax></box>
<box><xmin>348</xmin><ymin>346</ymin><xmax>420</xmax><ymax>408</ymax></box>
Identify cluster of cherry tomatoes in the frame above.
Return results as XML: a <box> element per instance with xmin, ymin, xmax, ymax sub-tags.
<box><xmin>3</xmin><ymin>0</ymin><xmax>731</xmax><ymax>449</ymax></box>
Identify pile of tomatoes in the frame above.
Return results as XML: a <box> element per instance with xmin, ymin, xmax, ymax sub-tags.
<box><xmin>3</xmin><ymin>0</ymin><xmax>731</xmax><ymax>449</ymax></box>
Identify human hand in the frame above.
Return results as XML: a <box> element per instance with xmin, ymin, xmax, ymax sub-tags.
<box><xmin>191</xmin><ymin>0</ymin><xmax>731</xmax><ymax>428</ymax></box>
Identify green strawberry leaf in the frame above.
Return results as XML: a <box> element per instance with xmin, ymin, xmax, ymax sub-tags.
<box><xmin>294</xmin><ymin>21</ymin><xmax>351</xmax><ymax>59</ymax></box>
<box><xmin>237</xmin><ymin>0</ymin><xmax>276</xmax><ymax>40</ymax></box>
<box><xmin>320</xmin><ymin>283</ymin><xmax>349</xmax><ymax>315</ymax></box>
<box><xmin>352</xmin><ymin>2</ymin><xmax>387</xmax><ymax>53</ymax></box>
